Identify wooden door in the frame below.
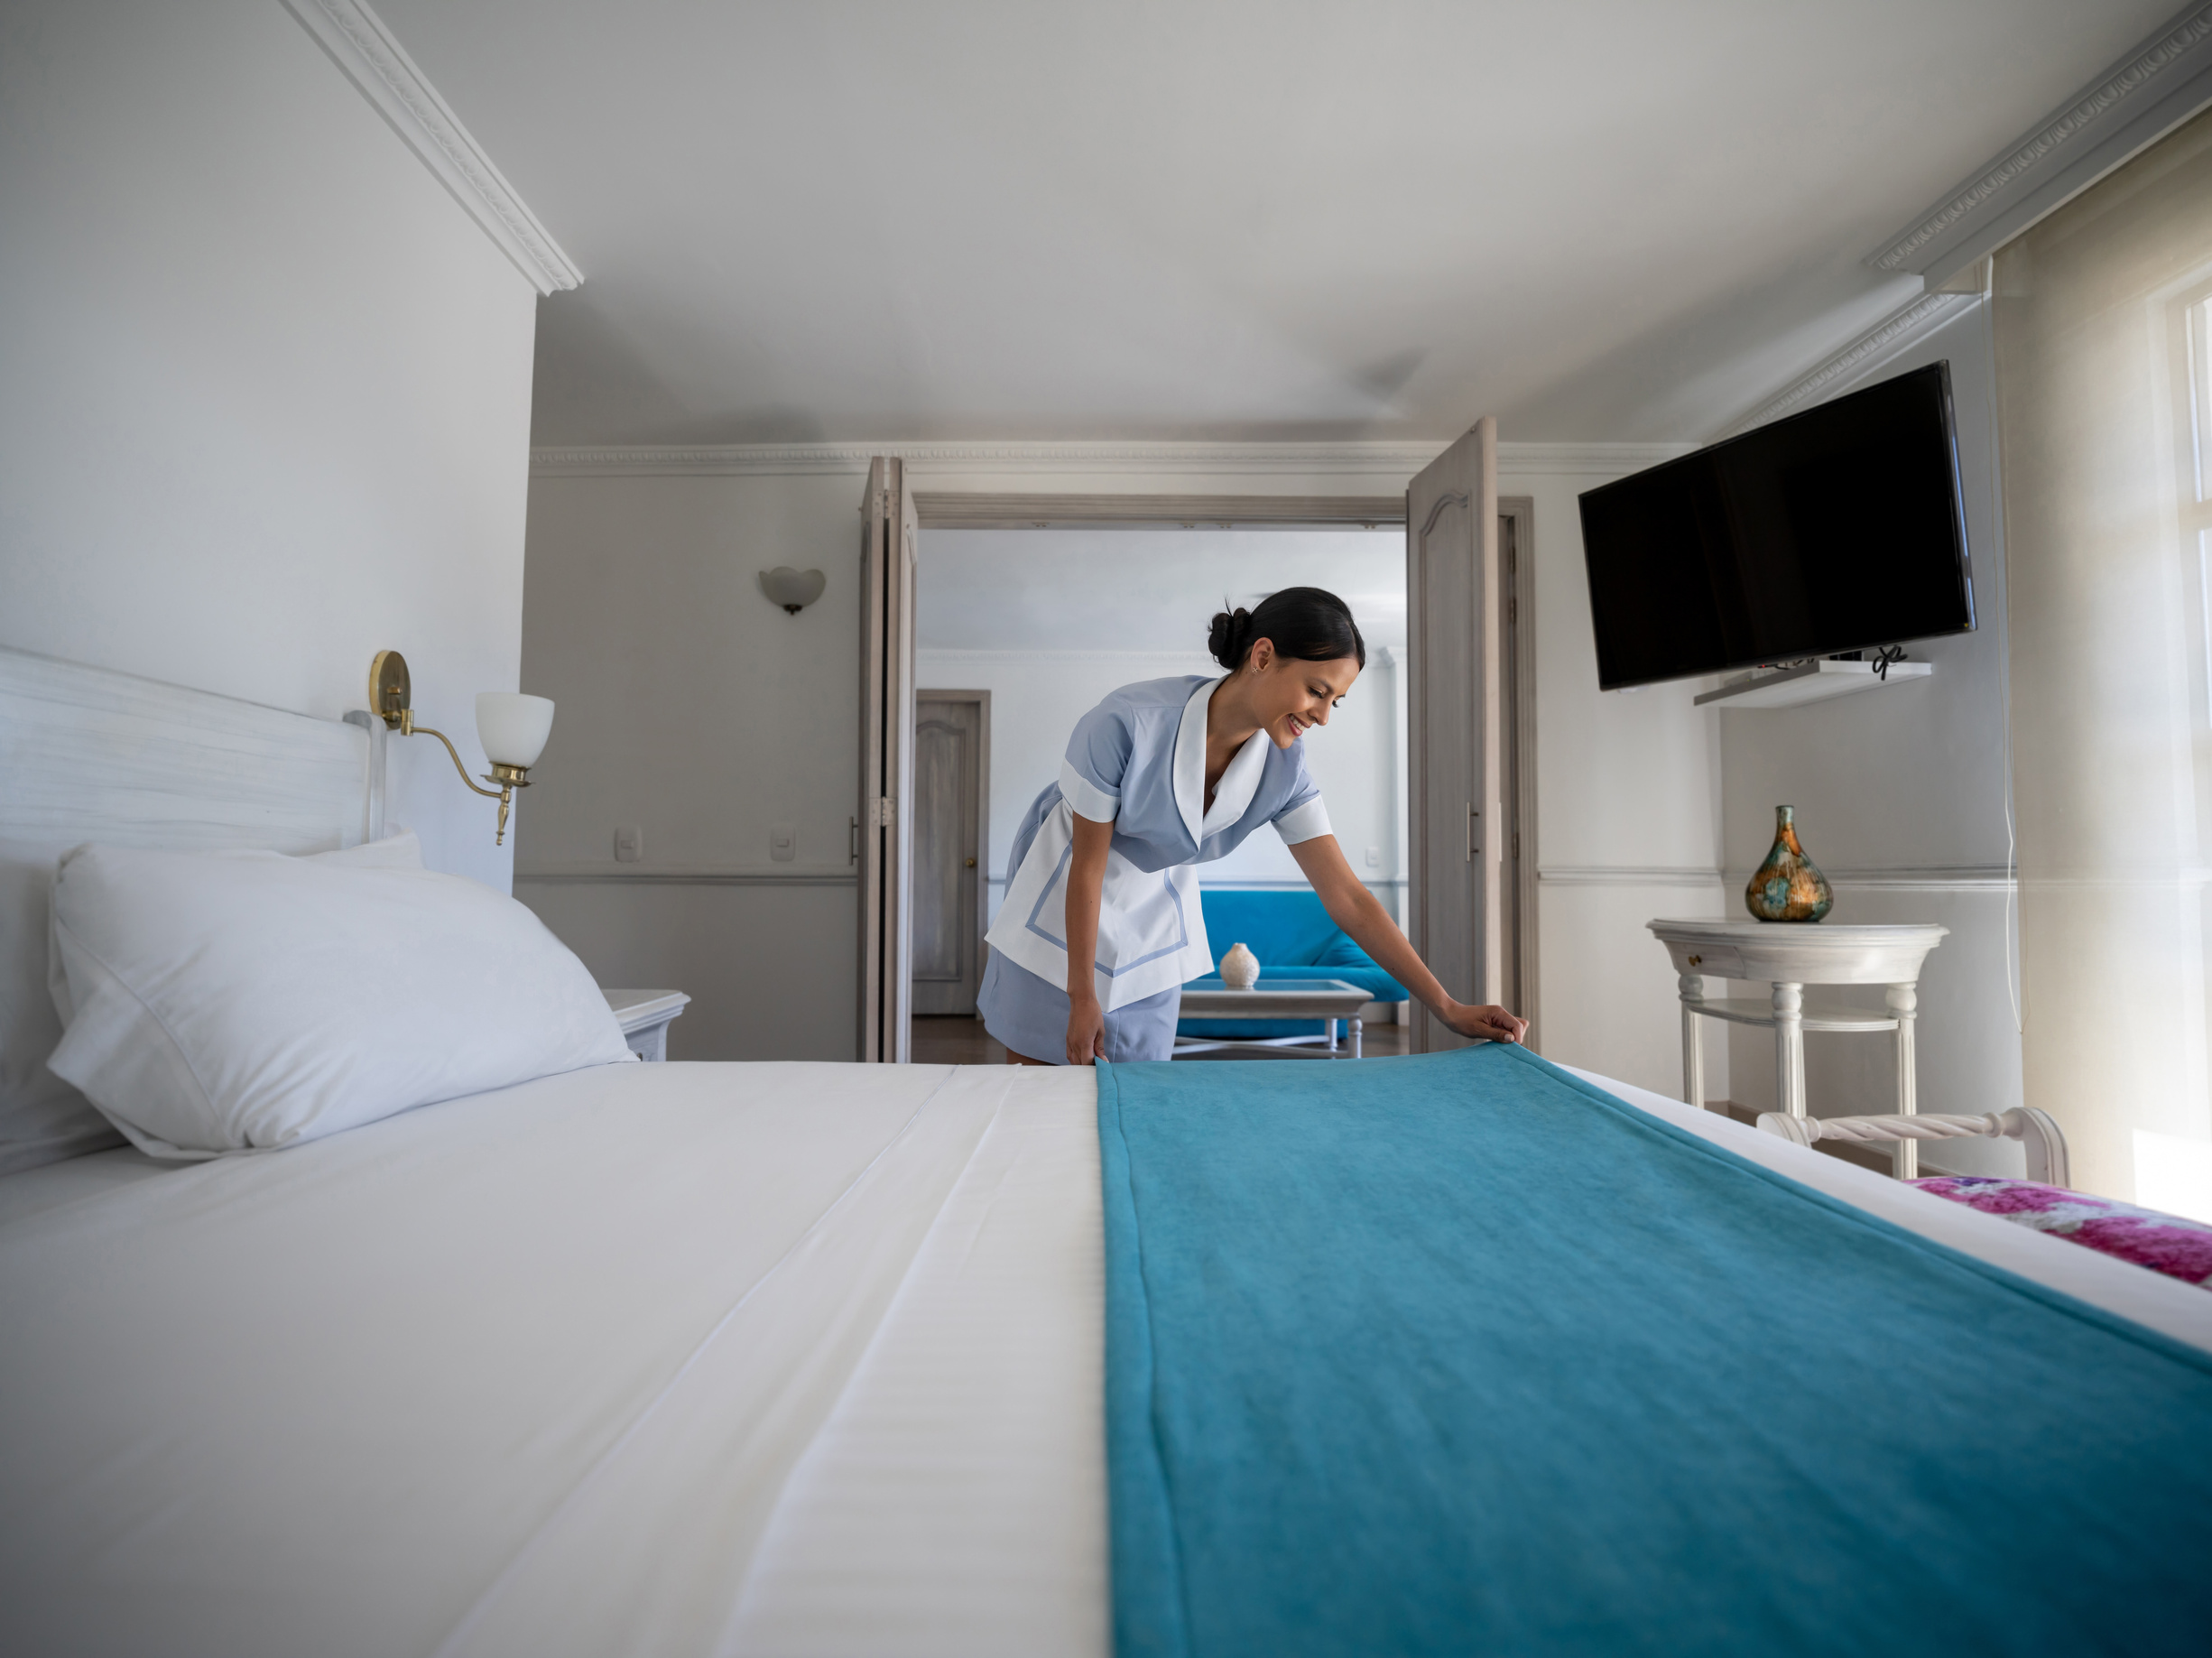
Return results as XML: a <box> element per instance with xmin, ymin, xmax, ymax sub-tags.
<box><xmin>1406</xmin><ymin>418</ymin><xmax>1504</xmax><ymax>1051</ymax></box>
<box><xmin>857</xmin><ymin>458</ymin><xmax>917</xmax><ymax>1061</ymax></box>
<box><xmin>912</xmin><ymin>692</ymin><xmax>988</xmax><ymax>1015</ymax></box>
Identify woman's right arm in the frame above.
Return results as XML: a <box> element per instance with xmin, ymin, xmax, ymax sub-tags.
<box><xmin>1063</xmin><ymin>812</ymin><xmax>1115</xmax><ymax>1064</ymax></box>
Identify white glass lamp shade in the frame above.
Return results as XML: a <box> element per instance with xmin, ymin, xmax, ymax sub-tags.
<box><xmin>759</xmin><ymin>567</ymin><xmax>827</xmax><ymax>613</ymax></box>
<box><xmin>476</xmin><ymin>692</ymin><xmax>555</xmax><ymax>769</ymax></box>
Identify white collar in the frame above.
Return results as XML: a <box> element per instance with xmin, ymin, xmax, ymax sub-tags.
<box><xmin>1173</xmin><ymin>677</ymin><xmax>1271</xmax><ymax>848</ymax></box>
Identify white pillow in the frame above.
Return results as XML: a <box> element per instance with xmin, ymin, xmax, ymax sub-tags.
<box><xmin>0</xmin><ymin>838</ymin><xmax>123</xmax><ymax>1172</ymax></box>
<box><xmin>47</xmin><ymin>838</ymin><xmax>634</xmax><ymax>1159</ymax></box>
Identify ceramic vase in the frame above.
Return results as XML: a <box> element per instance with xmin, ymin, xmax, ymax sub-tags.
<box><xmin>1219</xmin><ymin>941</ymin><xmax>1260</xmax><ymax>987</ymax></box>
<box><xmin>1745</xmin><ymin>805</ymin><xmax>1833</xmax><ymax>923</ymax></box>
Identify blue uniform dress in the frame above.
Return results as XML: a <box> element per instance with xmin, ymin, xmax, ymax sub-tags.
<box><xmin>979</xmin><ymin>675</ymin><xmax>1333</xmax><ymax>1063</ymax></box>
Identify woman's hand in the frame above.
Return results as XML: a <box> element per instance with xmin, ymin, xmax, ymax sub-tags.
<box><xmin>1437</xmin><ymin>1001</ymin><xmax>1528</xmax><ymax>1045</ymax></box>
<box><xmin>1067</xmin><ymin>994</ymin><xmax>1108</xmax><ymax>1067</ymax></box>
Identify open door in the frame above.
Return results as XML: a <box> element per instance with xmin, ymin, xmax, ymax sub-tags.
<box><xmin>1406</xmin><ymin>418</ymin><xmax>1504</xmax><ymax>1052</ymax></box>
<box><xmin>857</xmin><ymin>458</ymin><xmax>918</xmax><ymax>1061</ymax></box>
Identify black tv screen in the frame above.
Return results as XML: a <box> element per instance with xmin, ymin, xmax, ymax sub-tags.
<box><xmin>1578</xmin><ymin>362</ymin><xmax>1975</xmax><ymax>690</ymax></box>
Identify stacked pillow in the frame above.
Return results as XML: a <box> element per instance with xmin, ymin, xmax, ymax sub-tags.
<box><xmin>10</xmin><ymin>833</ymin><xmax>634</xmax><ymax>1162</ymax></box>
<box><xmin>0</xmin><ymin>838</ymin><xmax>119</xmax><ymax>1172</ymax></box>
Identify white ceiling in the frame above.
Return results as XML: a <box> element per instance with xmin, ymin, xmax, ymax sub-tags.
<box><xmin>375</xmin><ymin>0</ymin><xmax>2177</xmax><ymax>445</ymax></box>
<box><xmin>915</xmin><ymin>529</ymin><xmax>1405</xmax><ymax>653</ymax></box>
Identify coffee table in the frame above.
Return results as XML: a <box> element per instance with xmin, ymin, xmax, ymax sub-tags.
<box><xmin>1173</xmin><ymin>977</ymin><xmax>1374</xmax><ymax>1059</ymax></box>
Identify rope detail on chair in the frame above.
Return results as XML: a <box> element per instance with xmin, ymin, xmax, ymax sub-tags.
<box><xmin>1752</xmin><ymin>1107</ymin><xmax>2070</xmax><ymax>1186</ymax></box>
<box><xmin>1808</xmin><ymin>1113</ymin><xmax>2007</xmax><ymax>1144</ymax></box>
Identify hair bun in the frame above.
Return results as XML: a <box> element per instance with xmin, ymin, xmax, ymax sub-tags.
<box><xmin>1207</xmin><ymin>606</ymin><xmax>1252</xmax><ymax>671</ymax></box>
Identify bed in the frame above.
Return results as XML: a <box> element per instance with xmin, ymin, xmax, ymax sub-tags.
<box><xmin>3</xmin><ymin>646</ymin><xmax>2207</xmax><ymax>1656</ymax></box>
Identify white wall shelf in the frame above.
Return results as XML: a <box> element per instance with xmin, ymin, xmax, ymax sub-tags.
<box><xmin>1695</xmin><ymin>660</ymin><xmax>1932</xmax><ymax>709</ymax></box>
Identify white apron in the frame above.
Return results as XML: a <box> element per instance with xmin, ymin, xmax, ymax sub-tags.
<box><xmin>987</xmin><ymin>677</ymin><xmax>1278</xmax><ymax>1010</ymax></box>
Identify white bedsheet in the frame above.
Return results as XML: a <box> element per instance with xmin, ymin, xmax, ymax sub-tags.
<box><xmin>2</xmin><ymin>1055</ymin><xmax>2206</xmax><ymax>1658</ymax></box>
<box><xmin>0</xmin><ymin>1060</ymin><xmax>1106</xmax><ymax>1658</ymax></box>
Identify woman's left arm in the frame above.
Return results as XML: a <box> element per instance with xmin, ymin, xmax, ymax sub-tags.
<box><xmin>1286</xmin><ymin>834</ymin><xmax>1527</xmax><ymax>1045</ymax></box>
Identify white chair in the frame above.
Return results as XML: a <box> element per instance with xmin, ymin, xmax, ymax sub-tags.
<box><xmin>1754</xmin><ymin>1107</ymin><xmax>2069</xmax><ymax>1187</ymax></box>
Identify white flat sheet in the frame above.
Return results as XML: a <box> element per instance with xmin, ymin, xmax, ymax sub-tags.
<box><xmin>0</xmin><ymin>1060</ymin><xmax>1106</xmax><ymax>1658</ymax></box>
<box><xmin>3</xmin><ymin>1054</ymin><xmax>2206</xmax><ymax>1658</ymax></box>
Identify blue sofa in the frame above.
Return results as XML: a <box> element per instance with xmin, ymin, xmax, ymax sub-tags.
<box><xmin>1178</xmin><ymin>887</ymin><xmax>1409</xmax><ymax>1039</ymax></box>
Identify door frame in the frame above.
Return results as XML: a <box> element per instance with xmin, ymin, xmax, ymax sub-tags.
<box><xmin>1500</xmin><ymin>496</ymin><xmax>1539</xmax><ymax>1046</ymax></box>
<box><xmin>881</xmin><ymin>483</ymin><xmax>1535</xmax><ymax>1048</ymax></box>
<box><xmin>912</xmin><ymin>688</ymin><xmax>992</xmax><ymax>1015</ymax></box>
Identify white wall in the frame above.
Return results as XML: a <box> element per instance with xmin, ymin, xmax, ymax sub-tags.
<box><xmin>1513</xmin><ymin>459</ymin><xmax>1732</xmax><ymax>1098</ymax></box>
<box><xmin>913</xmin><ymin>646</ymin><xmax>1403</xmax><ymax>922</ymax></box>
<box><xmin>516</xmin><ymin>470</ymin><xmax>863</xmax><ymax>1058</ymax></box>
<box><xmin>1716</xmin><ymin>303</ymin><xmax>2023</xmax><ymax>1172</ymax></box>
<box><xmin>0</xmin><ymin>0</ymin><xmax>541</xmax><ymax>890</ymax></box>
<box><xmin>518</xmin><ymin>442</ymin><xmax>1709</xmax><ymax>1073</ymax></box>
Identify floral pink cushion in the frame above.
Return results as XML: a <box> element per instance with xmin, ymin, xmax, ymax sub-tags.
<box><xmin>1908</xmin><ymin>1176</ymin><xmax>2212</xmax><ymax>1290</ymax></box>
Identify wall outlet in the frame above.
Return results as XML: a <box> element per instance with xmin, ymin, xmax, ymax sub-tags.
<box><xmin>614</xmin><ymin>825</ymin><xmax>643</xmax><ymax>863</ymax></box>
<box><xmin>1365</xmin><ymin>846</ymin><xmax>1382</xmax><ymax>867</ymax></box>
<box><xmin>770</xmin><ymin>821</ymin><xmax>796</xmax><ymax>862</ymax></box>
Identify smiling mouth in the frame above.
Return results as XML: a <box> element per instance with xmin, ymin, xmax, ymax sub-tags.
<box><xmin>1287</xmin><ymin>715</ymin><xmax>1311</xmax><ymax>736</ymax></box>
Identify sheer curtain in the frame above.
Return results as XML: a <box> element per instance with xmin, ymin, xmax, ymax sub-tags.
<box><xmin>1996</xmin><ymin>107</ymin><xmax>2212</xmax><ymax>1213</ymax></box>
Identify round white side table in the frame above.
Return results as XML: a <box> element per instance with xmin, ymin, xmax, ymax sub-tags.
<box><xmin>1646</xmin><ymin>920</ymin><xmax>1948</xmax><ymax>1176</ymax></box>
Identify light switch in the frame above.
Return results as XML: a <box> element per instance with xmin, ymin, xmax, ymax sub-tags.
<box><xmin>770</xmin><ymin>821</ymin><xmax>796</xmax><ymax>862</ymax></box>
<box><xmin>614</xmin><ymin>825</ymin><xmax>643</xmax><ymax>863</ymax></box>
<box><xmin>1365</xmin><ymin>846</ymin><xmax>1382</xmax><ymax>867</ymax></box>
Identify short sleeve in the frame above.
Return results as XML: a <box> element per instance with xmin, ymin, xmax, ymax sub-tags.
<box><xmin>1060</xmin><ymin>697</ymin><xmax>1132</xmax><ymax>823</ymax></box>
<box><xmin>1271</xmin><ymin>751</ymin><xmax>1331</xmax><ymax>845</ymax></box>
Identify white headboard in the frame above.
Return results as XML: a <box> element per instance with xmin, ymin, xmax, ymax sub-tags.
<box><xmin>0</xmin><ymin>645</ymin><xmax>384</xmax><ymax>854</ymax></box>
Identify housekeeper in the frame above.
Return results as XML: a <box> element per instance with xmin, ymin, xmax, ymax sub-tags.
<box><xmin>978</xmin><ymin>587</ymin><xmax>1528</xmax><ymax>1065</ymax></box>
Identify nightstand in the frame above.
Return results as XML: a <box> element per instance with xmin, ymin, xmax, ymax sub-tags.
<box><xmin>600</xmin><ymin>988</ymin><xmax>690</xmax><ymax>1061</ymax></box>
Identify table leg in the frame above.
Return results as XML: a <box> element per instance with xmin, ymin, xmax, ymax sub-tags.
<box><xmin>1888</xmin><ymin>982</ymin><xmax>1919</xmax><ymax>1180</ymax></box>
<box><xmin>1772</xmin><ymin>981</ymin><xmax>1806</xmax><ymax>1118</ymax></box>
<box><xmin>1327</xmin><ymin>1017</ymin><xmax>1339</xmax><ymax>1056</ymax></box>
<box><xmin>1678</xmin><ymin>973</ymin><xmax>1706</xmax><ymax>1109</ymax></box>
<box><xmin>1351</xmin><ymin>1017</ymin><xmax>1362</xmax><ymax>1060</ymax></box>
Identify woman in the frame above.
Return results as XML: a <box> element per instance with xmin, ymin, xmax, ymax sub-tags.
<box><xmin>978</xmin><ymin>587</ymin><xmax>1528</xmax><ymax>1065</ymax></box>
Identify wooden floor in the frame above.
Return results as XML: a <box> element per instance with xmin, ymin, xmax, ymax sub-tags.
<box><xmin>910</xmin><ymin>1015</ymin><xmax>1408</xmax><ymax>1064</ymax></box>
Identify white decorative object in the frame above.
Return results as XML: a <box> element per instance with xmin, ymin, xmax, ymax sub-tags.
<box><xmin>601</xmin><ymin>988</ymin><xmax>691</xmax><ymax>1061</ymax></box>
<box><xmin>1647</xmin><ymin>918</ymin><xmax>1948</xmax><ymax>1177</ymax></box>
<box><xmin>1756</xmin><ymin>1107</ymin><xmax>2070</xmax><ymax>1189</ymax></box>
<box><xmin>760</xmin><ymin>567</ymin><xmax>828</xmax><ymax>613</ymax></box>
<box><xmin>48</xmin><ymin>841</ymin><xmax>633</xmax><ymax>1159</ymax></box>
<box><xmin>1218</xmin><ymin>941</ymin><xmax>1260</xmax><ymax>988</ymax></box>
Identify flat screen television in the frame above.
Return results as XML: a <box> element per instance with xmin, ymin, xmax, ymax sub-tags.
<box><xmin>1578</xmin><ymin>362</ymin><xmax>1975</xmax><ymax>690</ymax></box>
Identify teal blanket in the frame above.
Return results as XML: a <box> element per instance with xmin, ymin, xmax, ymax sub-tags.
<box><xmin>1097</xmin><ymin>1045</ymin><xmax>2212</xmax><ymax>1657</ymax></box>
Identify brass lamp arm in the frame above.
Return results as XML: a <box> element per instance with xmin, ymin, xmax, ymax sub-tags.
<box><xmin>403</xmin><ymin>719</ymin><xmax>504</xmax><ymax>799</ymax></box>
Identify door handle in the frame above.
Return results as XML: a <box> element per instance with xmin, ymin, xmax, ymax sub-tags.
<box><xmin>965</xmin><ymin>857</ymin><xmax>976</xmax><ymax>868</ymax></box>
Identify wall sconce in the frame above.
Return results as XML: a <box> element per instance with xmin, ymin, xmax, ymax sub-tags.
<box><xmin>369</xmin><ymin>651</ymin><xmax>553</xmax><ymax>846</ymax></box>
<box><xmin>759</xmin><ymin>567</ymin><xmax>827</xmax><ymax>614</ymax></box>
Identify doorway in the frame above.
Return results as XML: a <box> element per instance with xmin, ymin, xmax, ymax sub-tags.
<box><xmin>911</xmin><ymin>690</ymin><xmax>989</xmax><ymax>1015</ymax></box>
<box><xmin>856</xmin><ymin>452</ymin><xmax>1536</xmax><ymax>1063</ymax></box>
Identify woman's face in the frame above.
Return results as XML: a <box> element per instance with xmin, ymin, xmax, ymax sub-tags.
<box><xmin>1246</xmin><ymin>643</ymin><xmax>1362</xmax><ymax>748</ymax></box>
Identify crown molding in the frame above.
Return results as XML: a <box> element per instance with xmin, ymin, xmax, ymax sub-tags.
<box><xmin>1867</xmin><ymin>2</ymin><xmax>2212</xmax><ymax>282</ymax></box>
<box><xmin>528</xmin><ymin>439</ymin><xmax>1695</xmax><ymax>479</ymax></box>
<box><xmin>1722</xmin><ymin>290</ymin><xmax>1981</xmax><ymax>438</ymax></box>
<box><xmin>282</xmin><ymin>0</ymin><xmax>581</xmax><ymax>295</ymax></box>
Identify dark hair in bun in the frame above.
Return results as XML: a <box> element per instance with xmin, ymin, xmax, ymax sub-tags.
<box><xmin>1207</xmin><ymin>587</ymin><xmax>1365</xmax><ymax>673</ymax></box>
